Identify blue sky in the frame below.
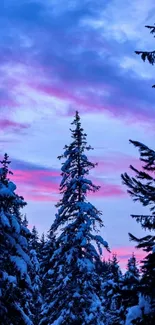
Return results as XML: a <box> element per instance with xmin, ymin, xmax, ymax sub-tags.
<box><xmin>0</xmin><ymin>0</ymin><xmax>155</xmax><ymax>267</ymax></box>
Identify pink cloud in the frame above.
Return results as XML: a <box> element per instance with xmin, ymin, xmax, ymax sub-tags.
<box><xmin>103</xmin><ymin>245</ymin><xmax>146</xmax><ymax>270</ymax></box>
<box><xmin>11</xmin><ymin>169</ymin><xmax>60</xmax><ymax>202</ymax></box>
<box><xmin>91</xmin><ymin>181</ymin><xmax>126</xmax><ymax>198</ymax></box>
<box><xmin>10</xmin><ymin>166</ymin><xmax>125</xmax><ymax>202</ymax></box>
<box><xmin>92</xmin><ymin>153</ymin><xmax>141</xmax><ymax>174</ymax></box>
<box><xmin>1</xmin><ymin>61</ymin><xmax>152</xmax><ymax>125</ymax></box>
<box><xmin>0</xmin><ymin>119</ymin><xmax>29</xmax><ymax>131</ymax></box>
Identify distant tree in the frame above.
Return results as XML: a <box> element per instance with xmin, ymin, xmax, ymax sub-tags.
<box><xmin>121</xmin><ymin>254</ymin><xmax>140</xmax><ymax>323</ymax></box>
<box><xmin>39</xmin><ymin>228</ymin><xmax>56</xmax><ymax>299</ymax></box>
<box><xmin>29</xmin><ymin>226</ymin><xmax>39</xmax><ymax>252</ymax></box>
<box><xmin>28</xmin><ymin>225</ymin><xmax>42</xmax><ymax>325</ymax></box>
<box><xmin>39</xmin><ymin>111</ymin><xmax>109</xmax><ymax>325</ymax></box>
<box><xmin>30</xmin><ymin>249</ymin><xmax>42</xmax><ymax>325</ymax></box>
<box><xmin>0</xmin><ymin>154</ymin><xmax>33</xmax><ymax>324</ymax></box>
<box><xmin>39</xmin><ymin>233</ymin><xmax>45</xmax><ymax>254</ymax></box>
<box><xmin>102</xmin><ymin>255</ymin><xmax>123</xmax><ymax>325</ymax></box>
<box><xmin>22</xmin><ymin>214</ymin><xmax>29</xmax><ymax>228</ymax></box>
<box><xmin>122</xmin><ymin>140</ymin><xmax>155</xmax><ymax>324</ymax></box>
<box><xmin>135</xmin><ymin>24</ymin><xmax>155</xmax><ymax>87</ymax></box>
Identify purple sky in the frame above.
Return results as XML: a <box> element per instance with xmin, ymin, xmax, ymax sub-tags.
<box><xmin>1</xmin><ymin>0</ymin><xmax>155</xmax><ymax>268</ymax></box>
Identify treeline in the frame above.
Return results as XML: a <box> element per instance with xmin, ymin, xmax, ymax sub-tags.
<box><xmin>0</xmin><ymin>111</ymin><xmax>155</xmax><ymax>325</ymax></box>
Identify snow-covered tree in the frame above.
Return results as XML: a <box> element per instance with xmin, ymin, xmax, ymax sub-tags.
<box><xmin>102</xmin><ymin>255</ymin><xmax>123</xmax><ymax>325</ymax></box>
<box><xmin>22</xmin><ymin>214</ymin><xmax>29</xmax><ymax>228</ymax></box>
<box><xmin>39</xmin><ymin>228</ymin><xmax>56</xmax><ymax>299</ymax></box>
<box><xmin>29</xmin><ymin>249</ymin><xmax>42</xmax><ymax>325</ymax></box>
<box><xmin>121</xmin><ymin>254</ymin><xmax>140</xmax><ymax>323</ymax></box>
<box><xmin>39</xmin><ymin>111</ymin><xmax>109</xmax><ymax>325</ymax></box>
<box><xmin>0</xmin><ymin>154</ymin><xmax>33</xmax><ymax>325</ymax></box>
<box><xmin>122</xmin><ymin>140</ymin><xmax>155</xmax><ymax>324</ymax></box>
<box><xmin>38</xmin><ymin>232</ymin><xmax>46</xmax><ymax>271</ymax></box>
<box><xmin>39</xmin><ymin>233</ymin><xmax>45</xmax><ymax>255</ymax></box>
<box><xmin>29</xmin><ymin>226</ymin><xmax>39</xmax><ymax>252</ymax></box>
<box><xmin>26</xmin><ymin>224</ymin><xmax>42</xmax><ymax>325</ymax></box>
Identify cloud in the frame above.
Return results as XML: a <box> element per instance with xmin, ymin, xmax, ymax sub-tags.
<box><xmin>2</xmin><ymin>157</ymin><xmax>126</xmax><ymax>202</ymax></box>
<box><xmin>103</xmin><ymin>245</ymin><xmax>146</xmax><ymax>270</ymax></box>
<box><xmin>0</xmin><ymin>119</ymin><xmax>29</xmax><ymax>132</ymax></box>
<box><xmin>0</xmin><ymin>0</ymin><xmax>155</xmax><ymax>124</ymax></box>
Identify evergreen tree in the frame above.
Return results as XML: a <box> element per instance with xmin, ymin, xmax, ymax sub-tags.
<box><xmin>102</xmin><ymin>255</ymin><xmax>123</xmax><ymax>325</ymax></box>
<box><xmin>135</xmin><ymin>24</ymin><xmax>155</xmax><ymax>87</ymax></box>
<box><xmin>29</xmin><ymin>226</ymin><xmax>39</xmax><ymax>252</ymax></box>
<box><xmin>22</xmin><ymin>214</ymin><xmax>29</xmax><ymax>228</ymax></box>
<box><xmin>29</xmin><ymin>249</ymin><xmax>42</xmax><ymax>325</ymax></box>
<box><xmin>121</xmin><ymin>254</ymin><xmax>140</xmax><ymax>323</ymax></box>
<box><xmin>122</xmin><ymin>140</ymin><xmax>155</xmax><ymax>324</ymax></box>
<box><xmin>39</xmin><ymin>233</ymin><xmax>45</xmax><ymax>256</ymax></box>
<box><xmin>39</xmin><ymin>111</ymin><xmax>109</xmax><ymax>325</ymax></box>
<box><xmin>0</xmin><ymin>154</ymin><xmax>33</xmax><ymax>325</ymax></box>
<box><xmin>38</xmin><ymin>232</ymin><xmax>46</xmax><ymax>280</ymax></box>
<box><xmin>39</xmin><ymin>228</ymin><xmax>56</xmax><ymax>298</ymax></box>
<box><xmin>28</xmin><ymin>225</ymin><xmax>42</xmax><ymax>325</ymax></box>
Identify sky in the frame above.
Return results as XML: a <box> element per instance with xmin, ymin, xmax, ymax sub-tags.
<box><xmin>0</xmin><ymin>0</ymin><xmax>155</xmax><ymax>269</ymax></box>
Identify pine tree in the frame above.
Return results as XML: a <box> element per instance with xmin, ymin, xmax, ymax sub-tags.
<box><xmin>135</xmin><ymin>24</ymin><xmax>155</xmax><ymax>87</ymax></box>
<box><xmin>39</xmin><ymin>111</ymin><xmax>109</xmax><ymax>325</ymax></box>
<box><xmin>0</xmin><ymin>154</ymin><xmax>33</xmax><ymax>325</ymax></box>
<box><xmin>122</xmin><ymin>140</ymin><xmax>155</xmax><ymax>324</ymax></box>
<box><xmin>102</xmin><ymin>255</ymin><xmax>123</xmax><ymax>325</ymax></box>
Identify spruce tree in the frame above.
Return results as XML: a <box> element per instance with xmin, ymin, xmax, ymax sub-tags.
<box><xmin>39</xmin><ymin>233</ymin><xmax>45</xmax><ymax>256</ymax></box>
<box><xmin>39</xmin><ymin>111</ymin><xmax>109</xmax><ymax>325</ymax></box>
<box><xmin>29</xmin><ymin>249</ymin><xmax>42</xmax><ymax>325</ymax></box>
<box><xmin>122</xmin><ymin>140</ymin><xmax>155</xmax><ymax>324</ymax></box>
<box><xmin>22</xmin><ymin>214</ymin><xmax>29</xmax><ymax>228</ymax></box>
<box><xmin>30</xmin><ymin>226</ymin><xmax>39</xmax><ymax>252</ymax></box>
<box><xmin>121</xmin><ymin>254</ymin><xmax>139</xmax><ymax>324</ymax></box>
<box><xmin>39</xmin><ymin>228</ymin><xmax>56</xmax><ymax>299</ymax></box>
<box><xmin>135</xmin><ymin>24</ymin><xmax>155</xmax><ymax>87</ymax></box>
<box><xmin>28</xmin><ymin>225</ymin><xmax>42</xmax><ymax>325</ymax></box>
<box><xmin>0</xmin><ymin>154</ymin><xmax>33</xmax><ymax>325</ymax></box>
<box><xmin>102</xmin><ymin>255</ymin><xmax>123</xmax><ymax>325</ymax></box>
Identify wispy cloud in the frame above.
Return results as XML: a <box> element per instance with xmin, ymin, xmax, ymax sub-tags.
<box><xmin>103</xmin><ymin>245</ymin><xmax>146</xmax><ymax>270</ymax></box>
<box><xmin>0</xmin><ymin>119</ymin><xmax>29</xmax><ymax>131</ymax></box>
<box><xmin>0</xmin><ymin>0</ymin><xmax>155</xmax><ymax>123</ymax></box>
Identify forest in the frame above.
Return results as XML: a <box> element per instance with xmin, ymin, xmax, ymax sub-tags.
<box><xmin>0</xmin><ymin>18</ymin><xmax>155</xmax><ymax>325</ymax></box>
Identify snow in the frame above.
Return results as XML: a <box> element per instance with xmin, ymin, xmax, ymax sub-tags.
<box><xmin>0</xmin><ymin>209</ymin><xmax>10</xmax><ymax>228</ymax></box>
<box><xmin>125</xmin><ymin>295</ymin><xmax>151</xmax><ymax>325</ymax></box>
<box><xmin>11</xmin><ymin>256</ymin><xmax>27</xmax><ymax>276</ymax></box>
<box><xmin>8</xmin><ymin>275</ymin><xmax>17</xmax><ymax>284</ymax></box>
<box><xmin>11</xmin><ymin>215</ymin><xmax>20</xmax><ymax>233</ymax></box>
<box><xmin>51</xmin><ymin>315</ymin><xmax>63</xmax><ymax>325</ymax></box>
<box><xmin>125</xmin><ymin>305</ymin><xmax>142</xmax><ymax>325</ymax></box>
<box><xmin>16</xmin><ymin>244</ymin><xmax>31</xmax><ymax>264</ymax></box>
<box><xmin>0</xmin><ymin>184</ymin><xmax>15</xmax><ymax>198</ymax></box>
<box><xmin>94</xmin><ymin>235</ymin><xmax>109</xmax><ymax>248</ymax></box>
<box><xmin>8</xmin><ymin>181</ymin><xmax>16</xmax><ymax>192</ymax></box>
<box><xmin>15</xmin><ymin>303</ymin><xmax>33</xmax><ymax>325</ymax></box>
<box><xmin>138</xmin><ymin>294</ymin><xmax>151</xmax><ymax>315</ymax></box>
<box><xmin>77</xmin><ymin>258</ymin><xmax>95</xmax><ymax>272</ymax></box>
<box><xmin>152</xmin><ymin>245</ymin><xmax>155</xmax><ymax>253</ymax></box>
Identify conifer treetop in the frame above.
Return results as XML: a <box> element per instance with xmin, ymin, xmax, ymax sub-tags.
<box><xmin>122</xmin><ymin>139</ymin><xmax>155</xmax><ymax>231</ymax></box>
<box><xmin>40</xmin><ymin>112</ymin><xmax>109</xmax><ymax>325</ymax></box>
<box><xmin>135</xmin><ymin>24</ymin><xmax>155</xmax><ymax>87</ymax></box>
